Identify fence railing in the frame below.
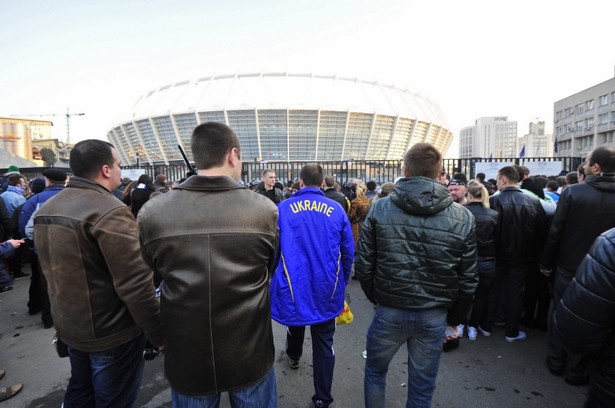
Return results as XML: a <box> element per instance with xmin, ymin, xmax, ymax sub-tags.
<box><xmin>3</xmin><ymin>156</ymin><xmax>583</xmax><ymax>186</ymax></box>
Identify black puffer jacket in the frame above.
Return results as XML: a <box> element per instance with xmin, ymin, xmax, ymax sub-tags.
<box><xmin>541</xmin><ymin>175</ymin><xmax>615</xmax><ymax>276</ymax></box>
<box><xmin>554</xmin><ymin>228</ymin><xmax>615</xmax><ymax>404</ymax></box>
<box><xmin>489</xmin><ymin>186</ymin><xmax>548</xmax><ymax>263</ymax></box>
<box><xmin>465</xmin><ymin>202</ymin><xmax>498</xmax><ymax>258</ymax></box>
<box><xmin>355</xmin><ymin>177</ymin><xmax>478</xmax><ymax>325</ymax></box>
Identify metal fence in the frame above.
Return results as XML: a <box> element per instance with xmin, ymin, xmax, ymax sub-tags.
<box><xmin>3</xmin><ymin>156</ymin><xmax>583</xmax><ymax>186</ymax></box>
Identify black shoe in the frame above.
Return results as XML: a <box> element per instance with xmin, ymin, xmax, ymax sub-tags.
<box><xmin>565</xmin><ymin>377</ymin><xmax>589</xmax><ymax>386</ymax></box>
<box><xmin>548</xmin><ymin>366</ymin><xmax>564</xmax><ymax>377</ymax></box>
<box><xmin>12</xmin><ymin>271</ymin><xmax>31</xmax><ymax>280</ymax></box>
<box><xmin>0</xmin><ymin>286</ymin><xmax>13</xmax><ymax>294</ymax></box>
<box><xmin>28</xmin><ymin>308</ymin><xmax>41</xmax><ymax>315</ymax></box>
<box><xmin>43</xmin><ymin>320</ymin><xmax>54</xmax><ymax>329</ymax></box>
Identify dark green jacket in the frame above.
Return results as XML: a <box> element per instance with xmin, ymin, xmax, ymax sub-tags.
<box><xmin>355</xmin><ymin>176</ymin><xmax>478</xmax><ymax>325</ymax></box>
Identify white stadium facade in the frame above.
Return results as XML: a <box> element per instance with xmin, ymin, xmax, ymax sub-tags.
<box><xmin>107</xmin><ymin>72</ymin><xmax>453</xmax><ymax>165</ymax></box>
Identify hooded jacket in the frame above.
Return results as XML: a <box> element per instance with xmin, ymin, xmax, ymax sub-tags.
<box><xmin>270</xmin><ymin>187</ymin><xmax>354</xmax><ymax>326</ymax></box>
<box><xmin>541</xmin><ymin>175</ymin><xmax>615</xmax><ymax>276</ymax></box>
<box><xmin>355</xmin><ymin>177</ymin><xmax>478</xmax><ymax>325</ymax></box>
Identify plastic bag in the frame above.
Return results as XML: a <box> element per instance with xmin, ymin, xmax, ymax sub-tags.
<box><xmin>336</xmin><ymin>301</ymin><xmax>354</xmax><ymax>325</ymax></box>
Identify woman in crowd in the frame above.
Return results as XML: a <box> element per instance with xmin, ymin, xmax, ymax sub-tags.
<box><xmin>462</xmin><ymin>180</ymin><xmax>498</xmax><ymax>340</ymax></box>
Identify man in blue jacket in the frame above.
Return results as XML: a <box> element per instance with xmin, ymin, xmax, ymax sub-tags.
<box><xmin>270</xmin><ymin>163</ymin><xmax>354</xmax><ymax>408</ymax></box>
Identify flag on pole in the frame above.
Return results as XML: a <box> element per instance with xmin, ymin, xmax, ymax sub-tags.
<box><xmin>488</xmin><ymin>152</ymin><xmax>493</xmax><ymax>160</ymax></box>
<box><xmin>554</xmin><ymin>137</ymin><xmax>558</xmax><ymax>154</ymax></box>
<box><xmin>519</xmin><ymin>145</ymin><xmax>526</xmax><ymax>158</ymax></box>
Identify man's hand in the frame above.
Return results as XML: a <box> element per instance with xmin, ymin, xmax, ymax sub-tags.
<box><xmin>7</xmin><ymin>239</ymin><xmax>25</xmax><ymax>249</ymax></box>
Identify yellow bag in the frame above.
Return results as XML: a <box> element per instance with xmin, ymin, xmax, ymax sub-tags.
<box><xmin>336</xmin><ymin>301</ymin><xmax>354</xmax><ymax>325</ymax></box>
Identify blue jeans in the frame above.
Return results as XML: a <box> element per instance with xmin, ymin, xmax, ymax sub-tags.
<box><xmin>171</xmin><ymin>368</ymin><xmax>276</xmax><ymax>408</ymax></box>
<box><xmin>286</xmin><ymin>319</ymin><xmax>336</xmax><ymax>407</ymax></box>
<box><xmin>64</xmin><ymin>334</ymin><xmax>146</xmax><ymax>408</ymax></box>
<box><xmin>364</xmin><ymin>305</ymin><xmax>447</xmax><ymax>408</ymax></box>
<box><xmin>0</xmin><ymin>263</ymin><xmax>12</xmax><ymax>288</ymax></box>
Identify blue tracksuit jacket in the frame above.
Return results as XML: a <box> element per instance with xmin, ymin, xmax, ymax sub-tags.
<box><xmin>270</xmin><ymin>187</ymin><xmax>354</xmax><ymax>326</ymax></box>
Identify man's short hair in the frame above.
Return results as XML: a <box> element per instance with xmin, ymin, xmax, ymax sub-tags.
<box><xmin>476</xmin><ymin>172</ymin><xmax>486</xmax><ymax>182</ymax></box>
<box><xmin>566</xmin><ymin>171</ymin><xmax>579</xmax><ymax>185</ymax></box>
<box><xmin>403</xmin><ymin>143</ymin><xmax>442</xmax><ymax>179</ymax></box>
<box><xmin>262</xmin><ymin>169</ymin><xmax>275</xmax><ymax>177</ymax></box>
<box><xmin>498</xmin><ymin>166</ymin><xmax>520</xmax><ymax>184</ymax></box>
<box><xmin>191</xmin><ymin>122</ymin><xmax>241</xmax><ymax>170</ymax></box>
<box><xmin>577</xmin><ymin>162</ymin><xmax>586</xmax><ymax>177</ymax></box>
<box><xmin>513</xmin><ymin>165</ymin><xmax>530</xmax><ymax>179</ymax></box>
<box><xmin>556</xmin><ymin>176</ymin><xmax>567</xmax><ymax>187</ymax></box>
<box><xmin>546</xmin><ymin>180</ymin><xmax>559</xmax><ymax>192</ymax></box>
<box><xmin>7</xmin><ymin>173</ymin><xmax>24</xmax><ymax>186</ymax></box>
<box><xmin>588</xmin><ymin>146</ymin><xmax>615</xmax><ymax>173</ymax></box>
<box><xmin>366</xmin><ymin>180</ymin><xmax>377</xmax><ymax>191</ymax></box>
<box><xmin>300</xmin><ymin>164</ymin><xmax>324</xmax><ymax>187</ymax></box>
<box><xmin>70</xmin><ymin>139</ymin><xmax>115</xmax><ymax>179</ymax></box>
<box><xmin>324</xmin><ymin>176</ymin><xmax>336</xmax><ymax>188</ymax></box>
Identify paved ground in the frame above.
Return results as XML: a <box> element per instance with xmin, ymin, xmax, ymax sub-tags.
<box><xmin>1</xmin><ymin>263</ymin><xmax>587</xmax><ymax>407</ymax></box>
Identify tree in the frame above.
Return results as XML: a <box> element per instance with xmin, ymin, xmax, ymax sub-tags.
<box><xmin>40</xmin><ymin>148</ymin><xmax>56</xmax><ymax>167</ymax></box>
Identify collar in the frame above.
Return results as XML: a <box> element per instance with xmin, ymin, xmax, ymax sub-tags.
<box><xmin>294</xmin><ymin>187</ymin><xmax>325</xmax><ymax>197</ymax></box>
<box><xmin>174</xmin><ymin>175</ymin><xmax>246</xmax><ymax>192</ymax></box>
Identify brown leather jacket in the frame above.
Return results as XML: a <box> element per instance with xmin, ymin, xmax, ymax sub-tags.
<box><xmin>138</xmin><ymin>176</ymin><xmax>279</xmax><ymax>395</ymax></box>
<box><xmin>34</xmin><ymin>177</ymin><xmax>162</xmax><ymax>351</ymax></box>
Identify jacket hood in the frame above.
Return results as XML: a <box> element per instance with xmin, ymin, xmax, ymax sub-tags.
<box><xmin>585</xmin><ymin>175</ymin><xmax>615</xmax><ymax>192</ymax></box>
<box><xmin>391</xmin><ymin>177</ymin><xmax>453</xmax><ymax>215</ymax></box>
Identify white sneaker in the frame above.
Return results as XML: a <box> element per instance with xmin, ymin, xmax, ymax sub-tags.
<box><xmin>467</xmin><ymin>326</ymin><xmax>477</xmax><ymax>341</ymax></box>
<box><xmin>478</xmin><ymin>326</ymin><xmax>491</xmax><ymax>337</ymax></box>
<box><xmin>457</xmin><ymin>324</ymin><xmax>465</xmax><ymax>337</ymax></box>
<box><xmin>505</xmin><ymin>331</ymin><xmax>527</xmax><ymax>343</ymax></box>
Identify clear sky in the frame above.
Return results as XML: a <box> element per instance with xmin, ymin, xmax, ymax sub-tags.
<box><xmin>1</xmin><ymin>0</ymin><xmax>613</xmax><ymax>157</ymax></box>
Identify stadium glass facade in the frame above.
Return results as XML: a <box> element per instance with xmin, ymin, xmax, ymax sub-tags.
<box><xmin>107</xmin><ymin>73</ymin><xmax>454</xmax><ymax>165</ymax></box>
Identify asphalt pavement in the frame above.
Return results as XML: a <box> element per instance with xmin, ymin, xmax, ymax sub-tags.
<box><xmin>0</xmin><ymin>263</ymin><xmax>587</xmax><ymax>407</ymax></box>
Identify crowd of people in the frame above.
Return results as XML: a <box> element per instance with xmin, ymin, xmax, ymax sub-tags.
<box><xmin>0</xmin><ymin>122</ymin><xmax>613</xmax><ymax>407</ymax></box>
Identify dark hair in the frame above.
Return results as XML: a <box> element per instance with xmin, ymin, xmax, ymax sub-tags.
<box><xmin>366</xmin><ymin>180</ymin><xmax>377</xmax><ymax>191</ymax></box>
<box><xmin>476</xmin><ymin>172</ymin><xmax>486</xmax><ymax>182</ymax></box>
<box><xmin>577</xmin><ymin>162</ymin><xmax>586</xmax><ymax>177</ymax></box>
<box><xmin>403</xmin><ymin>143</ymin><xmax>442</xmax><ymax>179</ymax></box>
<box><xmin>588</xmin><ymin>146</ymin><xmax>615</xmax><ymax>173</ymax></box>
<box><xmin>191</xmin><ymin>122</ymin><xmax>241</xmax><ymax>170</ymax></box>
<box><xmin>513</xmin><ymin>165</ymin><xmax>530</xmax><ymax>179</ymax></box>
<box><xmin>274</xmin><ymin>181</ymin><xmax>284</xmax><ymax>190</ymax></box>
<box><xmin>452</xmin><ymin>172</ymin><xmax>467</xmax><ymax>184</ymax></box>
<box><xmin>566</xmin><ymin>171</ymin><xmax>579</xmax><ymax>185</ymax></box>
<box><xmin>137</xmin><ymin>174</ymin><xmax>155</xmax><ymax>189</ymax></box>
<box><xmin>535</xmin><ymin>176</ymin><xmax>548</xmax><ymax>189</ymax></box>
<box><xmin>70</xmin><ymin>139</ymin><xmax>116</xmax><ymax>179</ymax></box>
<box><xmin>521</xmin><ymin>176</ymin><xmax>545</xmax><ymax>199</ymax></box>
<box><xmin>324</xmin><ymin>176</ymin><xmax>336</xmax><ymax>188</ymax></box>
<box><xmin>556</xmin><ymin>176</ymin><xmax>567</xmax><ymax>187</ymax></box>
<box><xmin>7</xmin><ymin>173</ymin><xmax>25</xmax><ymax>186</ymax></box>
<box><xmin>546</xmin><ymin>180</ymin><xmax>559</xmax><ymax>192</ymax></box>
<box><xmin>300</xmin><ymin>164</ymin><xmax>324</xmax><ymax>187</ymax></box>
<box><xmin>498</xmin><ymin>166</ymin><xmax>520</xmax><ymax>184</ymax></box>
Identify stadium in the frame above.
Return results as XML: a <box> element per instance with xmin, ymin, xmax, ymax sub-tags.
<box><xmin>107</xmin><ymin>72</ymin><xmax>453</xmax><ymax>165</ymax></box>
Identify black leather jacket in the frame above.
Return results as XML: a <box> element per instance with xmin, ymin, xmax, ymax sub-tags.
<box><xmin>355</xmin><ymin>177</ymin><xmax>478</xmax><ymax>325</ymax></box>
<box><xmin>541</xmin><ymin>175</ymin><xmax>615</xmax><ymax>276</ymax></box>
<box><xmin>554</xmin><ymin>228</ymin><xmax>615</xmax><ymax>400</ymax></box>
<box><xmin>489</xmin><ymin>186</ymin><xmax>548</xmax><ymax>263</ymax></box>
<box><xmin>138</xmin><ymin>176</ymin><xmax>279</xmax><ymax>395</ymax></box>
<box><xmin>465</xmin><ymin>202</ymin><xmax>498</xmax><ymax>258</ymax></box>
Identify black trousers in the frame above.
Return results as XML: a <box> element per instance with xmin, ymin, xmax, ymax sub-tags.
<box><xmin>490</xmin><ymin>261</ymin><xmax>531</xmax><ymax>338</ymax></box>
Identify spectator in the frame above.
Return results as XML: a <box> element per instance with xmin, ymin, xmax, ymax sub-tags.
<box><xmin>355</xmin><ymin>143</ymin><xmax>477</xmax><ymax>407</ymax></box>
<box><xmin>128</xmin><ymin>174</ymin><xmax>156</xmax><ymax>217</ymax></box>
<box><xmin>365</xmin><ymin>180</ymin><xmax>378</xmax><ymax>199</ymax></box>
<box><xmin>577</xmin><ymin>162</ymin><xmax>586</xmax><ymax>183</ymax></box>
<box><xmin>270</xmin><ymin>163</ymin><xmax>353</xmax><ymax>408</ymax></box>
<box><xmin>323</xmin><ymin>176</ymin><xmax>350</xmax><ymax>214</ymax></box>
<box><xmin>553</xmin><ymin>228</ymin><xmax>615</xmax><ymax>406</ymax></box>
<box><xmin>34</xmin><ymin>139</ymin><xmax>162</xmax><ymax>407</ymax></box>
<box><xmin>138</xmin><ymin>122</ymin><xmax>278</xmax><ymax>407</ymax></box>
<box><xmin>257</xmin><ymin>169</ymin><xmax>284</xmax><ymax>204</ymax></box>
<box><xmin>1</xmin><ymin>174</ymin><xmax>27</xmax><ymax>217</ymax></box>
<box><xmin>566</xmin><ymin>171</ymin><xmax>579</xmax><ymax>186</ymax></box>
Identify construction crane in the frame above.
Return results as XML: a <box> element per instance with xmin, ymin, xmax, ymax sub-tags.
<box><xmin>10</xmin><ymin>108</ymin><xmax>85</xmax><ymax>145</ymax></box>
